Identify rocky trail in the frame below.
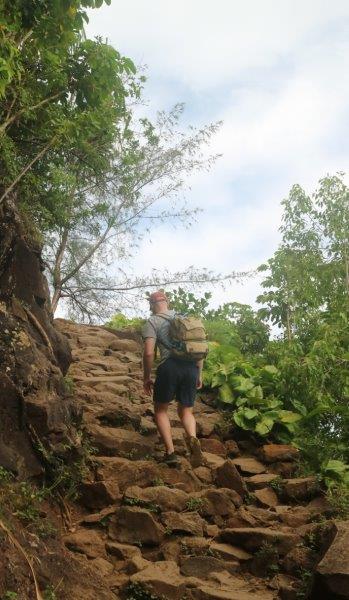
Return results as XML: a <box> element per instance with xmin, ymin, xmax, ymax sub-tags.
<box><xmin>47</xmin><ymin>319</ymin><xmax>347</xmax><ymax>600</ymax></box>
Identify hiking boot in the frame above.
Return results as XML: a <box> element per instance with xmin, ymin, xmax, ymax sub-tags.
<box><xmin>160</xmin><ymin>452</ymin><xmax>180</xmax><ymax>467</ymax></box>
<box><xmin>187</xmin><ymin>436</ymin><xmax>204</xmax><ymax>468</ymax></box>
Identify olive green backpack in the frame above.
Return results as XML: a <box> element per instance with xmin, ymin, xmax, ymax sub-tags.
<box><xmin>157</xmin><ymin>313</ymin><xmax>208</xmax><ymax>361</ymax></box>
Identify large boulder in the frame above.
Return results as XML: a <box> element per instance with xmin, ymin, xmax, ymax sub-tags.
<box><xmin>215</xmin><ymin>460</ymin><xmax>247</xmax><ymax>497</ymax></box>
<box><xmin>129</xmin><ymin>560</ymin><xmax>187</xmax><ymax>600</ymax></box>
<box><xmin>109</xmin><ymin>506</ymin><xmax>165</xmax><ymax>546</ymax></box>
<box><xmin>312</xmin><ymin>521</ymin><xmax>349</xmax><ymax>599</ymax></box>
<box><xmin>220</xmin><ymin>527</ymin><xmax>300</xmax><ymax>555</ymax></box>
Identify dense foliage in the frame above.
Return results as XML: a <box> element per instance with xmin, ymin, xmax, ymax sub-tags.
<box><xmin>167</xmin><ymin>175</ymin><xmax>349</xmax><ymax>490</ymax></box>
<box><xmin>1</xmin><ymin>1</ymin><xmax>236</xmax><ymax>322</ymax></box>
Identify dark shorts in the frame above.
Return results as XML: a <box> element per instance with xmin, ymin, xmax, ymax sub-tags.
<box><xmin>153</xmin><ymin>357</ymin><xmax>198</xmax><ymax>407</ymax></box>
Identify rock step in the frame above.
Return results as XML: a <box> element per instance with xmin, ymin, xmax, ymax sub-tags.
<box><xmin>55</xmin><ymin>319</ymin><xmax>337</xmax><ymax>600</ymax></box>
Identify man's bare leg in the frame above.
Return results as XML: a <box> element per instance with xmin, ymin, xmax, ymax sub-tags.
<box><xmin>177</xmin><ymin>404</ymin><xmax>197</xmax><ymax>438</ymax></box>
<box><xmin>154</xmin><ymin>402</ymin><xmax>174</xmax><ymax>454</ymax></box>
<box><xmin>178</xmin><ymin>404</ymin><xmax>204</xmax><ymax>467</ymax></box>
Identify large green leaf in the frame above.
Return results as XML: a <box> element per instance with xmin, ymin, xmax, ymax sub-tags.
<box><xmin>229</xmin><ymin>375</ymin><xmax>255</xmax><ymax>394</ymax></box>
<box><xmin>279</xmin><ymin>410</ymin><xmax>302</xmax><ymax>423</ymax></box>
<box><xmin>241</xmin><ymin>408</ymin><xmax>259</xmax><ymax>420</ymax></box>
<box><xmin>218</xmin><ymin>384</ymin><xmax>234</xmax><ymax>404</ymax></box>
<box><xmin>255</xmin><ymin>416</ymin><xmax>275</xmax><ymax>436</ymax></box>
<box><xmin>246</xmin><ymin>385</ymin><xmax>263</xmax><ymax>401</ymax></box>
<box><xmin>233</xmin><ymin>411</ymin><xmax>251</xmax><ymax>430</ymax></box>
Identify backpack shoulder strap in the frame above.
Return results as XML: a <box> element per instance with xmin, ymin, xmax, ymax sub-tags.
<box><xmin>155</xmin><ymin>312</ymin><xmax>175</xmax><ymax>322</ymax></box>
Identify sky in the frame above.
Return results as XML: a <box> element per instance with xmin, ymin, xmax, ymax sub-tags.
<box><xmin>86</xmin><ymin>0</ymin><xmax>349</xmax><ymax>313</ymax></box>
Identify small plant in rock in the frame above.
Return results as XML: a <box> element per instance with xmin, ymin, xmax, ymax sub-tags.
<box><xmin>296</xmin><ymin>568</ymin><xmax>313</xmax><ymax>599</ymax></box>
<box><xmin>43</xmin><ymin>587</ymin><xmax>57</xmax><ymax>600</ymax></box>
<box><xmin>124</xmin><ymin>497</ymin><xmax>142</xmax><ymax>507</ymax></box>
<box><xmin>164</xmin><ymin>526</ymin><xmax>173</xmax><ymax>536</ymax></box>
<box><xmin>244</xmin><ymin>492</ymin><xmax>257</xmax><ymax>505</ymax></box>
<box><xmin>0</xmin><ymin>467</ymin><xmax>13</xmax><ymax>485</ymax></box>
<box><xmin>254</xmin><ymin>542</ymin><xmax>280</xmax><ymax>576</ymax></box>
<box><xmin>3</xmin><ymin>592</ymin><xmax>18</xmax><ymax>599</ymax></box>
<box><xmin>151</xmin><ymin>477</ymin><xmax>165</xmax><ymax>487</ymax></box>
<box><xmin>269</xmin><ymin>476</ymin><xmax>284</xmax><ymax>496</ymax></box>
<box><xmin>185</xmin><ymin>497</ymin><xmax>206</xmax><ymax>512</ymax></box>
<box><xmin>62</xmin><ymin>375</ymin><xmax>75</xmax><ymax>394</ymax></box>
<box><xmin>125</xmin><ymin>582</ymin><xmax>163</xmax><ymax>600</ymax></box>
<box><xmin>325</xmin><ymin>484</ymin><xmax>349</xmax><ymax>518</ymax></box>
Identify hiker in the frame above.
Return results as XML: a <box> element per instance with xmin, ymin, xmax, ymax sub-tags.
<box><xmin>142</xmin><ymin>290</ymin><xmax>205</xmax><ymax>467</ymax></box>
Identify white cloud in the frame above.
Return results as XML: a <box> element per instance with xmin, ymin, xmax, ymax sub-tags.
<box><xmin>84</xmin><ymin>1</ymin><xmax>349</xmax><ymax>313</ymax></box>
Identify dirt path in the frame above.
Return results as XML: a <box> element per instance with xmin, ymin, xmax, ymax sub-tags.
<box><xmin>53</xmin><ymin>319</ymin><xmax>347</xmax><ymax>600</ymax></box>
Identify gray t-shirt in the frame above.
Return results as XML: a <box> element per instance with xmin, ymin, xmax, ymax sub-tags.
<box><xmin>142</xmin><ymin>310</ymin><xmax>176</xmax><ymax>363</ymax></box>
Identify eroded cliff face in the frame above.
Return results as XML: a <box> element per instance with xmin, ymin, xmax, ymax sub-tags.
<box><xmin>0</xmin><ymin>197</ymin><xmax>76</xmax><ymax>479</ymax></box>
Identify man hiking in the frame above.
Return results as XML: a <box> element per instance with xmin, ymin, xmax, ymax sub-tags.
<box><xmin>142</xmin><ymin>290</ymin><xmax>204</xmax><ymax>467</ymax></box>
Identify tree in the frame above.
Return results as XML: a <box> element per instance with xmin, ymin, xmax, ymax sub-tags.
<box><xmin>42</xmin><ymin>104</ymin><xmax>228</xmax><ymax>320</ymax></box>
<box><xmin>0</xmin><ymin>0</ymin><xmax>140</xmax><ymax>227</ymax></box>
<box><xmin>257</xmin><ymin>174</ymin><xmax>349</xmax><ymax>339</ymax></box>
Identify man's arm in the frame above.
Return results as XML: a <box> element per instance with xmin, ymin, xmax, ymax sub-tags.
<box><xmin>196</xmin><ymin>359</ymin><xmax>204</xmax><ymax>389</ymax></box>
<box><xmin>143</xmin><ymin>337</ymin><xmax>156</xmax><ymax>395</ymax></box>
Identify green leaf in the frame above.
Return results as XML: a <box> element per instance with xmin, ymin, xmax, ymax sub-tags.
<box><xmin>219</xmin><ymin>384</ymin><xmax>234</xmax><ymax>404</ymax></box>
<box><xmin>233</xmin><ymin>411</ymin><xmax>251</xmax><ymax>430</ymax></box>
<box><xmin>279</xmin><ymin>410</ymin><xmax>302</xmax><ymax>423</ymax></box>
<box><xmin>255</xmin><ymin>417</ymin><xmax>275</xmax><ymax>436</ymax></box>
<box><xmin>246</xmin><ymin>385</ymin><xmax>263</xmax><ymax>401</ymax></box>
<box><xmin>241</xmin><ymin>408</ymin><xmax>259</xmax><ymax>420</ymax></box>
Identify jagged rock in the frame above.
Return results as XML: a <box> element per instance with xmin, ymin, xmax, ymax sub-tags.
<box><xmin>88</xmin><ymin>424</ymin><xmax>155</xmax><ymax>458</ymax></box>
<box><xmin>64</xmin><ymin>529</ymin><xmax>106</xmax><ymax>558</ymax></box>
<box><xmin>161</xmin><ymin>539</ymin><xmax>181</xmax><ymax>561</ymax></box>
<box><xmin>80</xmin><ymin>506</ymin><xmax>116</xmax><ymax>526</ymax></box>
<box><xmin>220</xmin><ymin>527</ymin><xmax>300</xmax><ymax>555</ymax></box>
<box><xmin>268</xmin><ymin>462</ymin><xmax>298</xmax><ymax>478</ymax></box>
<box><xmin>194</xmin><ymin>466</ymin><xmax>213</xmax><ymax>484</ymax></box>
<box><xmin>124</xmin><ymin>485</ymin><xmax>189</xmax><ymax>512</ymax></box>
<box><xmin>89</xmin><ymin>557</ymin><xmax>114</xmax><ymax>577</ymax></box>
<box><xmin>246</xmin><ymin>473</ymin><xmax>279</xmax><ymax>490</ymax></box>
<box><xmin>94</xmin><ymin>456</ymin><xmax>202</xmax><ymax>493</ymax></box>
<box><xmin>254</xmin><ymin>487</ymin><xmax>278</xmax><ymax>508</ymax></box>
<box><xmin>105</xmin><ymin>541</ymin><xmax>141</xmax><ymax>560</ymax></box>
<box><xmin>282</xmin><ymin>546</ymin><xmax>315</xmax><ymax>574</ymax></box>
<box><xmin>96</xmin><ymin>407</ymin><xmax>141</xmax><ymax>430</ymax></box>
<box><xmin>161</xmin><ymin>511</ymin><xmax>205</xmax><ymax>537</ymax></box>
<box><xmin>124</xmin><ymin>555</ymin><xmax>151</xmax><ymax>575</ymax></box>
<box><xmin>196</xmin><ymin>414</ymin><xmax>220</xmax><ymax>437</ymax></box>
<box><xmin>283</xmin><ymin>477</ymin><xmax>320</xmax><ymax>500</ymax></box>
<box><xmin>203</xmin><ymin>452</ymin><xmax>226</xmax><ymax>469</ymax></box>
<box><xmin>110</xmin><ymin>506</ymin><xmax>165</xmax><ymax>546</ymax></box>
<box><xmin>313</xmin><ymin>520</ymin><xmax>349</xmax><ymax>599</ymax></box>
<box><xmin>225</xmin><ymin>439</ymin><xmax>240</xmax><ymax>457</ymax></box>
<box><xmin>195</xmin><ymin>487</ymin><xmax>241</xmax><ymax>517</ymax></box>
<box><xmin>129</xmin><ymin>560</ymin><xmax>187</xmax><ymax>600</ymax></box>
<box><xmin>180</xmin><ymin>555</ymin><xmax>239</xmax><ymax>578</ymax></box>
<box><xmin>261</xmin><ymin>444</ymin><xmax>299</xmax><ymax>463</ymax></box>
<box><xmin>79</xmin><ymin>480</ymin><xmax>121</xmax><ymax>510</ymax></box>
<box><xmin>232</xmin><ymin>457</ymin><xmax>267</xmax><ymax>475</ymax></box>
<box><xmin>108</xmin><ymin>338</ymin><xmax>140</xmax><ymax>353</ymax></box>
<box><xmin>209</xmin><ymin>542</ymin><xmax>252</xmax><ymax>562</ymax></box>
<box><xmin>245</xmin><ymin>506</ymin><xmax>280</xmax><ymax>525</ymax></box>
<box><xmin>215</xmin><ymin>460</ymin><xmax>247</xmax><ymax>497</ymax></box>
<box><xmin>190</xmin><ymin>577</ymin><xmax>275</xmax><ymax>600</ymax></box>
<box><xmin>279</xmin><ymin>506</ymin><xmax>313</xmax><ymax>528</ymax></box>
<box><xmin>225</xmin><ymin>506</ymin><xmax>259</xmax><ymax>528</ymax></box>
<box><xmin>205</xmin><ymin>524</ymin><xmax>220</xmax><ymax>537</ymax></box>
<box><xmin>200</xmin><ymin>438</ymin><xmax>226</xmax><ymax>456</ymax></box>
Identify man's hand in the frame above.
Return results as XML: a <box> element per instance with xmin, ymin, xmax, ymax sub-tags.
<box><xmin>143</xmin><ymin>378</ymin><xmax>154</xmax><ymax>396</ymax></box>
<box><xmin>196</xmin><ymin>376</ymin><xmax>203</xmax><ymax>390</ymax></box>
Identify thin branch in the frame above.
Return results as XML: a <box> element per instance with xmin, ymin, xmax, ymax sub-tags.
<box><xmin>0</xmin><ymin>92</ymin><xmax>63</xmax><ymax>134</ymax></box>
<box><xmin>0</xmin><ymin>136</ymin><xmax>57</xmax><ymax>206</ymax></box>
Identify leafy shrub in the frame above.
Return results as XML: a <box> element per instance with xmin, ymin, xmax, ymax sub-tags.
<box><xmin>105</xmin><ymin>313</ymin><xmax>145</xmax><ymax>332</ymax></box>
<box><xmin>203</xmin><ymin>344</ymin><xmax>302</xmax><ymax>440</ymax></box>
